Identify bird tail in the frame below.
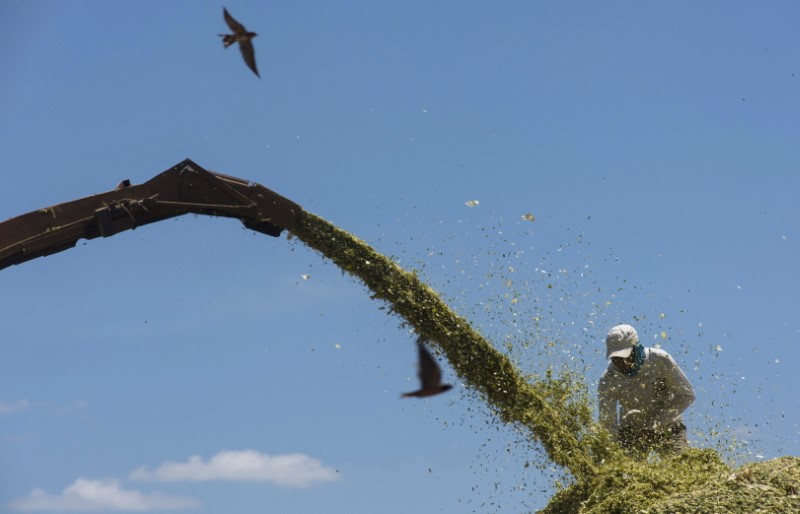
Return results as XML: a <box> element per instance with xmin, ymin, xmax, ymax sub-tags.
<box><xmin>219</xmin><ymin>34</ymin><xmax>236</xmax><ymax>47</ymax></box>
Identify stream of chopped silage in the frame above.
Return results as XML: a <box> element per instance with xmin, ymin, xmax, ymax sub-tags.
<box><xmin>288</xmin><ymin>208</ymin><xmax>800</xmax><ymax>513</ymax></box>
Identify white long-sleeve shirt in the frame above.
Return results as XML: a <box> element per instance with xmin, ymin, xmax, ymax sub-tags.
<box><xmin>598</xmin><ymin>347</ymin><xmax>695</xmax><ymax>434</ymax></box>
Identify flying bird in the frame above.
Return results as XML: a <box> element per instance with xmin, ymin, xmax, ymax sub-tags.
<box><xmin>220</xmin><ymin>7</ymin><xmax>260</xmax><ymax>78</ymax></box>
<box><xmin>402</xmin><ymin>337</ymin><xmax>453</xmax><ymax>398</ymax></box>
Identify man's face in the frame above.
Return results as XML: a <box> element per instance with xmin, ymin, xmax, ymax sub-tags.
<box><xmin>610</xmin><ymin>352</ymin><xmax>635</xmax><ymax>373</ymax></box>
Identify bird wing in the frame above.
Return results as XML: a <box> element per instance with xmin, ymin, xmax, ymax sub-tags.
<box><xmin>223</xmin><ymin>7</ymin><xmax>247</xmax><ymax>34</ymax></box>
<box><xmin>417</xmin><ymin>339</ymin><xmax>442</xmax><ymax>389</ymax></box>
<box><xmin>238</xmin><ymin>40</ymin><xmax>260</xmax><ymax>77</ymax></box>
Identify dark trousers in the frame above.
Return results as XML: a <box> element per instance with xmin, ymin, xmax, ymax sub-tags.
<box><xmin>619</xmin><ymin>422</ymin><xmax>688</xmax><ymax>456</ymax></box>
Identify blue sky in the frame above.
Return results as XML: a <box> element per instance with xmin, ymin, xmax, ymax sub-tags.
<box><xmin>1</xmin><ymin>1</ymin><xmax>798</xmax><ymax>512</ymax></box>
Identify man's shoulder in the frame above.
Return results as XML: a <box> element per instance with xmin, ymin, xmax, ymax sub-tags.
<box><xmin>599</xmin><ymin>366</ymin><xmax>621</xmax><ymax>386</ymax></box>
<box><xmin>648</xmin><ymin>347</ymin><xmax>674</xmax><ymax>358</ymax></box>
<box><xmin>646</xmin><ymin>347</ymin><xmax>678</xmax><ymax>365</ymax></box>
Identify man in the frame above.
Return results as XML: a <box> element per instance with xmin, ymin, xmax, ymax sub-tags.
<box><xmin>598</xmin><ymin>324</ymin><xmax>695</xmax><ymax>455</ymax></box>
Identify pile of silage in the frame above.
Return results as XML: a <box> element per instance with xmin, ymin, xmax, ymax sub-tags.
<box><xmin>288</xmin><ymin>209</ymin><xmax>800</xmax><ymax>513</ymax></box>
<box><xmin>542</xmin><ymin>449</ymin><xmax>799</xmax><ymax>514</ymax></box>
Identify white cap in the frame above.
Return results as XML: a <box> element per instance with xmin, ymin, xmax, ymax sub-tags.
<box><xmin>605</xmin><ymin>324</ymin><xmax>639</xmax><ymax>359</ymax></box>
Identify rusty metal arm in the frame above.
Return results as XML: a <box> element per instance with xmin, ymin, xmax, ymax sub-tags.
<box><xmin>0</xmin><ymin>159</ymin><xmax>301</xmax><ymax>271</ymax></box>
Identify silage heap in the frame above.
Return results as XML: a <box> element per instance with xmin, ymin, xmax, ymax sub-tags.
<box><xmin>289</xmin><ymin>209</ymin><xmax>800</xmax><ymax>513</ymax></box>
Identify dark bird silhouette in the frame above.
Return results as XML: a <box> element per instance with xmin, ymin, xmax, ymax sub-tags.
<box><xmin>220</xmin><ymin>7</ymin><xmax>259</xmax><ymax>78</ymax></box>
<box><xmin>402</xmin><ymin>337</ymin><xmax>453</xmax><ymax>398</ymax></box>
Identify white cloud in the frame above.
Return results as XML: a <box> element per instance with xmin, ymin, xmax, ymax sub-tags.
<box><xmin>0</xmin><ymin>399</ymin><xmax>30</xmax><ymax>414</ymax></box>
<box><xmin>8</xmin><ymin>478</ymin><xmax>200</xmax><ymax>512</ymax></box>
<box><xmin>130</xmin><ymin>450</ymin><xmax>340</xmax><ymax>488</ymax></box>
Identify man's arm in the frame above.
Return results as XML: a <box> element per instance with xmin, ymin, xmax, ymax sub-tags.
<box><xmin>653</xmin><ymin>352</ymin><xmax>695</xmax><ymax>428</ymax></box>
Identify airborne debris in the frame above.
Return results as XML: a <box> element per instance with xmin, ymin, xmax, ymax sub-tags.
<box><xmin>521</xmin><ymin>213</ymin><xmax>535</xmax><ymax>222</ymax></box>
<box><xmin>288</xmin><ymin>208</ymin><xmax>800</xmax><ymax>514</ymax></box>
<box><xmin>465</xmin><ymin>200</ymin><xmax>480</xmax><ymax>207</ymax></box>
